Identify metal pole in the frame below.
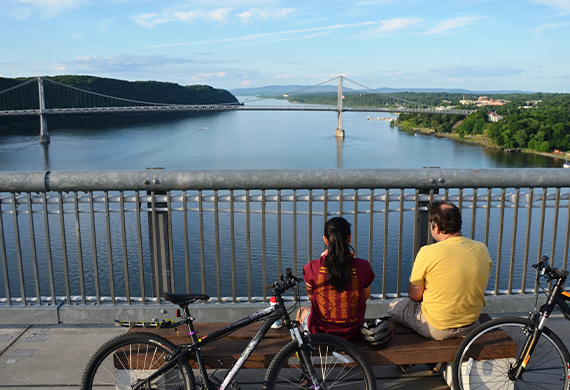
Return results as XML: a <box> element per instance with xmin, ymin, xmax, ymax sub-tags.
<box><xmin>335</xmin><ymin>76</ymin><xmax>345</xmax><ymax>138</ymax></box>
<box><xmin>38</xmin><ymin>77</ymin><xmax>50</xmax><ymax>144</ymax></box>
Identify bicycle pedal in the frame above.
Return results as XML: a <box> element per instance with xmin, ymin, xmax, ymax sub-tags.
<box><xmin>230</xmin><ymin>380</ymin><xmax>241</xmax><ymax>390</ymax></box>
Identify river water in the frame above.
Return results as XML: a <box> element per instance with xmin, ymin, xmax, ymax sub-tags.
<box><xmin>0</xmin><ymin>98</ymin><xmax>564</xmax><ymax>300</ymax></box>
<box><xmin>0</xmin><ymin>98</ymin><xmax>561</xmax><ymax>172</ymax></box>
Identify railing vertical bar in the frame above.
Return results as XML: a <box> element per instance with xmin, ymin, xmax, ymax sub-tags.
<box><xmin>262</xmin><ymin>190</ymin><xmax>267</xmax><ymax>302</ymax></box>
<box><xmin>166</xmin><ymin>191</ymin><xmax>175</xmax><ymax>293</ymax></box>
<box><xmin>246</xmin><ymin>190</ymin><xmax>252</xmax><ymax>302</ymax></box>
<box><xmin>198</xmin><ymin>191</ymin><xmax>206</xmax><ymax>295</ymax></box>
<box><xmin>214</xmin><ymin>190</ymin><xmax>221</xmax><ymax>302</ymax></box>
<box><xmin>308</xmin><ymin>189</ymin><xmax>313</xmax><ymax>263</ymax></box>
<box><xmin>382</xmin><ymin>189</ymin><xmax>389</xmax><ymax>300</ymax></box>
<box><xmin>427</xmin><ymin>190</ymin><xmax>435</xmax><ymax>245</ymax></box>
<box><xmin>26</xmin><ymin>193</ymin><xmax>41</xmax><ymax>304</ymax></box>
<box><xmin>277</xmin><ymin>190</ymin><xmax>282</xmax><ymax>280</ymax></box>
<box><xmin>150</xmin><ymin>191</ymin><xmax>160</xmax><ymax>303</ymax></box>
<box><xmin>368</xmin><ymin>189</ymin><xmax>374</xmax><ymax>266</ymax></box>
<box><xmin>104</xmin><ymin>191</ymin><xmax>115</xmax><ymax>305</ymax></box>
<box><xmin>521</xmin><ymin>188</ymin><xmax>533</xmax><ymax>293</ymax></box>
<box><xmin>182</xmin><ymin>191</ymin><xmax>190</xmax><ymax>294</ymax></box>
<box><xmin>562</xmin><ymin>188</ymin><xmax>570</xmax><ymax>269</ymax></box>
<box><xmin>59</xmin><ymin>192</ymin><xmax>71</xmax><ymax>305</ymax></box>
<box><xmin>230</xmin><ymin>190</ymin><xmax>236</xmax><ymax>302</ymax></box>
<box><xmin>11</xmin><ymin>193</ymin><xmax>25</xmax><ymax>306</ymax></box>
<box><xmin>494</xmin><ymin>189</ymin><xmax>506</xmax><ymax>296</ymax></box>
<box><xmin>458</xmin><ymin>188</ymin><xmax>463</xmax><ymax>214</ymax></box>
<box><xmin>471</xmin><ymin>188</ymin><xmax>477</xmax><ymax>240</ymax></box>
<box><xmin>535</xmin><ymin>188</ymin><xmax>548</xmax><ymax>293</ymax></box>
<box><xmin>484</xmin><ymin>189</ymin><xmax>491</xmax><ymax>247</ymax></box>
<box><xmin>353</xmin><ymin>189</ymin><xmax>358</xmax><ymax>256</ymax></box>
<box><xmin>338</xmin><ymin>189</ymin><xmax>343</xmax><ymax>218</ymax></box>
<box><xmin>412</xmin><ymin>189</ymin><xmax>420</xmax><ymax>260</ymax></box>
<box><xmin>550</xmin><ymin>188</ymin><xmax>560</xmax><ymax>267</ymax></box>
<box><xmin>507</xmin><ymin>189</ymin><xmax>519</xmax><ymax>295</ymax></box>
<box><xmin>42</xmin><ymin>193</ymin><xmax>55</xmax><ymax>305</ymax></box>
<box><xmin>119</xmin><ymin>191</ymin><xmax>130</xmax><ymax>303</ymax></box>
<box><xmin>135</xmin><ymin>191</ymin><xmax>146</xmax><ymax>303</ymax></box>
<box><xmin>0</xmin><ymin>200</ymin><xmax>11</xmax><ymax>306</ymax></box>
<box><xmin>443</xmin><ymin>189</ymin><xmax>449</xmax><ymax>202</ymax></box>
<box><xmin>73</xmin><ymin>192</ymin><xmax>86</xmax><ymax>304</ymax></box>
<box><xmin>88</xmin><ymin>192</ymin><xmax>101</xmax><ymax>304</ymax></box>
<box><xmin>397</xmin><ymin>189</ymin><xmax>404</xmax><ymax>297</ymax></box>
<box><xmin>323</xmin><ymin>190</ymin><xmax>328</xmax><ymax>253</ymax></box>
<box><xmin>293</xmin><ymin>190</ymin><xmax>297</xmax><ymax>275</ymax></box>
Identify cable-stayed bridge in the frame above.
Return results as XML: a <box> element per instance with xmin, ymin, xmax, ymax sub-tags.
<box><xmin>0</xmin><ymin>76</ymin><xmax>475</xmax><ymax>143</ymax></box>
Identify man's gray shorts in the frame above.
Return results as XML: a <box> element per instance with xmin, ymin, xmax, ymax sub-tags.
<box><xmin>387</xmin><ymin>298</ymin><xmax>479</xmax><ymax>340</ymax></box>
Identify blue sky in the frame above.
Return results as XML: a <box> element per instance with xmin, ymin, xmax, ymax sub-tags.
<box><xmin>1</xmin><ymin>0</ymin><xmax>570</xmax><ymax>92</ymax></box>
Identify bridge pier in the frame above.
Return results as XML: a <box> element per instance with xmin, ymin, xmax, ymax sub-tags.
<box><xmin>335</xmin><ymin>76</ymin><xmax>345</xmax><ymax>138</ymax></box>
<box><xmin>38</xmin><ymin>77</ymin><xmax>50</xmax><ymax>144</ymax></box>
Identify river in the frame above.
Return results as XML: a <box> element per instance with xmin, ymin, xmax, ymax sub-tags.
<box><xmin>0</xmin><ymin>98</ymin><xmax>561</xmax><ymax>171</ymax></box>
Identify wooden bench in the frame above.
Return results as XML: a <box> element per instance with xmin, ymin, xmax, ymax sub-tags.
<box><xmin>126</xmin><ymin>314</ymin><xmax>506</xmax><ymax>370</ymax></box>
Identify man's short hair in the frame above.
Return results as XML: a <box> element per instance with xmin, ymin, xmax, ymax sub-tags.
<box><xmin>427</xmin><ymin>200</ymin><xmax>462</xmax><ymax>234</ymax></box>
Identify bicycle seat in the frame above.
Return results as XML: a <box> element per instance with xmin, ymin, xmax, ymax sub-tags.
<box><xmin>162</xmin><ymin>292</ymin><xmax>210</xmax><ymax>304</ymax></box>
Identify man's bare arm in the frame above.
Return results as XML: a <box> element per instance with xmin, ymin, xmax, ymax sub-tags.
<box><xmin>408</xmin><ymin>283</ymin><xmax>425</xmax><ymax>302</ymax></box>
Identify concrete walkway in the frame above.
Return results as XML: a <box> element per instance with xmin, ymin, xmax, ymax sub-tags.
<box><xmin>0</xmin><ymin>314</ymin><xmax>568</xmax><ymax>389</ymax></box>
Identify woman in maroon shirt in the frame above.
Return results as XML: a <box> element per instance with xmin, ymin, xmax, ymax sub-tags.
<box><xmin>299</xmin><ymin>217</ymin><xmax>375</xmax><ymax>341</ymax></box>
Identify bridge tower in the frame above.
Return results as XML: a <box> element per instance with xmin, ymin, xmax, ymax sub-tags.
<box><xmin>38</xmin><ymin>77</ymin><xmax>50</xmax><ymax>144</ymax></box>
<box><xmin>335</xmin><ymin>76</ymin><xmax>344</xmax><ymax>138</ymax></box>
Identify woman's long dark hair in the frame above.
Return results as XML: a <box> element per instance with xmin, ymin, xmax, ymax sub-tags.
<box><xmin>324</xmin><ymin>217</ymin><xmax>352</xmax><ymax>292</ymax></box>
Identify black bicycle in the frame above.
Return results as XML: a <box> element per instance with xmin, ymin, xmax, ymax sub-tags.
<box><xmin>81</xmin><ymin>268</ymin><xmax>377</xmax><ymax>390</ymax></box>
<box><xmin>451</xmin><ymin>256</ymin><xmax>570</xmax><ymax>390</ymax></box>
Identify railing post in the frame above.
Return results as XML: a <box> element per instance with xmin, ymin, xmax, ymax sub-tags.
<box><xmin>37</xmin><ymin>77</ymin><xmax>50</xmax><ymax>144</ymax></box>
<box><xmin>147</xmin><ymin>169</ymin><xmax>171</xmax><ymax>299</ymax></box>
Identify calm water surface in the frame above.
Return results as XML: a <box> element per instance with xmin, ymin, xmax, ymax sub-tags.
<box><xmin>0</xmin><ymin>98</ymin><xmax>560</xmax><ymax>171</ymax></box>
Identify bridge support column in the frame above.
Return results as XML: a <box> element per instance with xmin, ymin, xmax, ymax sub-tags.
<box><xmin>38</xmin><ymin>77</ymin><xmax>50</xmax><ymax>143</ymax></box>
<box><xmin>335</xmin><ymin>76</ymin><xmax>344</xmax><ymax>138</ymax></box>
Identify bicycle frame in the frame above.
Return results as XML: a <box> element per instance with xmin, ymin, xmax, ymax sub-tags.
<box><xmin>510</xmin><ymin>266</ymin><xmax>570</xmax><ymax>381</ymax></box>
<box><xmin>131</xmin><ymin>274</ymin><xmax>321</xmax><ymax>390</ymax></box>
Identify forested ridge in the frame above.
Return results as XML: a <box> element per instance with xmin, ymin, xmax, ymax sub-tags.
<box><xmin>0</xmin><ymin>75</ymin><xmax>238</xmax><ymax>106</ymax></box>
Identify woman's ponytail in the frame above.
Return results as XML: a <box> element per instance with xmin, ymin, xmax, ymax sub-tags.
<box><xmin>323</xmin><ymin>217</ymin><xmax>352</xmax><ymax>292</ymax></box>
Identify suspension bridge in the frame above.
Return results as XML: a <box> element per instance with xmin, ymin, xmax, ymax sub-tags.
<box><xmin>0</xmin><ymin>76</ymin><xmax>474</xmax><ymax>143</ymax></box>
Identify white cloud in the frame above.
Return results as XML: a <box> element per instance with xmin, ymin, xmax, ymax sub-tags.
<box><xmin>236</xmin><ymin>8</ymin><xmax>293</xmax><ymax>23</ymax></box>
<box><xmin>532</xmin><ymin>22</ymin><xmax>570</xmax><ymax>34</ymax></box>
<box><xmin>530</xmin><ymin>0</ymin><xmax>570</xmax><ymax>11</ymax></box>
<box><xmin>1</xmin><ymin>0</ymin><xmax>88</xmax><ymax>19</ymax></box>
<box><xmin>132</xmin><ymin>7</ymin><xmax>232</xmax><ymax>28</ymax></box>
<box><xmin>424</xmin><ymin>16</ymin><xmax>483</xmax><ymax>35</ymax></box>
<box><xmin>148</xmin><ymin>21</ymin><xmax>376</xmax><ymax>47</ymax></box>
<box><xmin>365</xmin><ymin>17</ymin><xmax>423</xmax><ymax>36</ymax></box>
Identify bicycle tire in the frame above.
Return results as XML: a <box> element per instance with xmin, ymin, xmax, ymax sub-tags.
<box><xmin>81</xmin><ymin>332</ymin><xmax>196</xmax><ymax>390</ymax></box>
<box><xmin>263</xmin><ymin>333</ymin><xmax>377</xmax><ymax>390</ymax></box>
<box><xmin>451</xmin><ymin>316</ymin><xmax>570</xmax><ymax>390</ymax></box>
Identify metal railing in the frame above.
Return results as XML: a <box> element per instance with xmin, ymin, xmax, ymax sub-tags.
<box><xmin>1</xmin><ymin>169</ymin><xmax>569</xmax><ymax>309</ymax></box>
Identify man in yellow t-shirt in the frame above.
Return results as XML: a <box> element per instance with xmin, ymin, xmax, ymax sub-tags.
<box><xmin>388</xmin><ymin>200</ymin><xmax>492</xmax><ymax>340</ymax></box>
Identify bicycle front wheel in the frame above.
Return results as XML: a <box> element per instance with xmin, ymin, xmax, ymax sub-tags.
<box><xmin>264</xmin><ymin>333</ymin><xmax>377</xmax><ymax>390</ymax></box>
<box><xmin>452</xmin><ymin>317</ymin><xmax>570</xmax><ymax>390</ymax></box>
<box><xmin>81</xmin><ymin>332</ymin><xmax>195</xmax><ymax>390</ymax></box>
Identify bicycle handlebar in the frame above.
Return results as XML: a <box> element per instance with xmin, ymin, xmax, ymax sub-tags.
<box><xmin>532</xmin><ymin>255</ymin><xmax>569</xmax><ymax>280</ymax></box>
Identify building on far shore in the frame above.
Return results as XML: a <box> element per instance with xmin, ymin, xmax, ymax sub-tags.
<box><xmin>460</xmin><ymin>95</ymin><xmax>511</xmax><ymax>106</ymax></box>
<box><xmin>488</xmin><ymin>112</ymin><xmax>503</xmax><ymax>122</ymax></box>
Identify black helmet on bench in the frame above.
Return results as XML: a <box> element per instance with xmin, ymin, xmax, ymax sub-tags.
<box><xmin>361</xmin><ymin>317</ymin><xmax>395</xmax><ymax>345</ymax></box>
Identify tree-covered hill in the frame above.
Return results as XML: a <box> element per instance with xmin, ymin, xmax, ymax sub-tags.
<box><xmin>0</xmin><ymin>75</ymin><xmax>238</xmax><ymax>106</ymax></box>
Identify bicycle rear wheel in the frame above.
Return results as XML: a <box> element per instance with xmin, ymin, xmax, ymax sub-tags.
<box><xmin>263</xmin><ymin>333</ymin><xmax>377</xmax><ymax>390</ymax></box>
<box><xmin>81</xmin><ymin>332</ymin><xmax>195</xmax><ymax>390</ymax></box>
<box><xmin>451</xmin><ymin>317</ymin><xmax>570</xmax><ymax>390</ymax></box>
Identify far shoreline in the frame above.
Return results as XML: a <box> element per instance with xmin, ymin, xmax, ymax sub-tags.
<box><xmin>393</xmin><ymin>123</ymin><xmax>568</xmax><ymax>163</ymax></box>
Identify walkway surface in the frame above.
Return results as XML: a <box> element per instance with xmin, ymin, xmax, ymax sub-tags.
<box><xmin>0</xmin><ymin>313</ymin><xmax>568</xmax><ymax>389</ymax></box>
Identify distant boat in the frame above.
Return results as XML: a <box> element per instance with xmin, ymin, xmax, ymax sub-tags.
<box><xmin>564</xmin><ymin>154</ymin><xmax>570</xmax><ymax>168</ymax></box>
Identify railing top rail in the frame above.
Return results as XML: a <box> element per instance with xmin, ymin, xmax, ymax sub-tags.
<box><xmin>1</xmin><ymin>169</ymin><xmax>570</xmax><ymax>193</ymax></box>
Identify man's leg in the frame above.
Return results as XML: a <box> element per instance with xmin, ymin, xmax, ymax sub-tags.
<box><xmin>388</xmin><ymin>298</ymin><xmax>433</xmax><ymax>339</ymax></box>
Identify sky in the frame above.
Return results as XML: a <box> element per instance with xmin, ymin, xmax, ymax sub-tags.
<box><xmin>1</xmin><ymin>0</ymin><xmax>570</xmax><ymax>93</ymax></box>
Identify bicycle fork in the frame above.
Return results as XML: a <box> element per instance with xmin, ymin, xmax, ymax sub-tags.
<box><xmin>290</xmin><ymin>326</ymin><xmax>323</xmax><ymax>390</ymax></box>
